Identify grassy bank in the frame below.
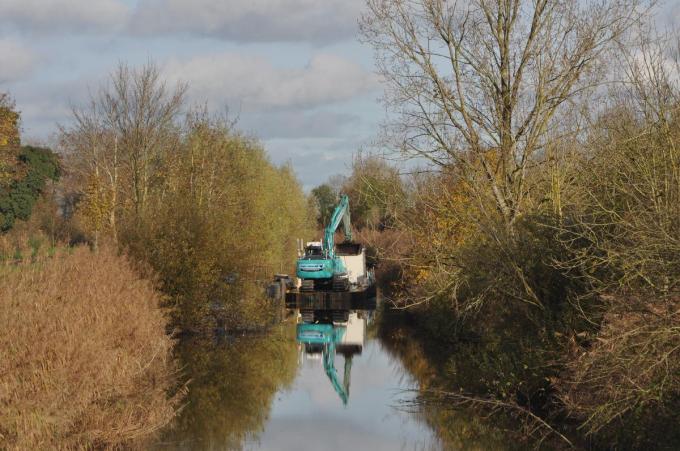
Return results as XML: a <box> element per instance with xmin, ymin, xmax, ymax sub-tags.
<box><xmin>0</xmin><ymin>245</ymin><xmax>179</xmax><ymax>450</ymax></box>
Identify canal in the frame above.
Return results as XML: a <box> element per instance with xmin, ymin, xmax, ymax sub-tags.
<box><xmin>156</xmin><ymin>309</ymin><xmax>444</xmax><ymax>450</ymax></box>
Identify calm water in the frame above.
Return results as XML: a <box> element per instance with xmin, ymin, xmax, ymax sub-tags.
<box><xmin>158</xmin><ymin>311</ymin><xmax>443</xmax><ymax>451</ymax></box>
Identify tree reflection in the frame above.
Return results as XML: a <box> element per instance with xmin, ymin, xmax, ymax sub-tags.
<box><xmin>377</xmin><ymin>313</ymin><xmax>521</xmax><ymax>450</ymax></box>
<box><xmin>158</xmin><ymin>324</ymin><xmax>298</xmax><ymax>450</ymax></box>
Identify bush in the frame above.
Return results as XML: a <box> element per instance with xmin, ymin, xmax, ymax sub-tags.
<box><xmin>0</xmin><ymin>246</ymin><xmax>179</xmax><ymax>449</ymax></box>
<box><xmin>139</xmin><ymin>116</ymin><xmax>312</xmax><ymax>333</ymax></box>
<box><xmin>0</xmin><ymin>146</ymin><xmax>60</xmax><ymax>232</ymax></box>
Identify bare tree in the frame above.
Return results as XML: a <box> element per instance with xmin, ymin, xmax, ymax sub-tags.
<box><xmin>360</xmin><ymin>0</ymin><xmax>646</xmax><ymax>230</ymax></box>
<box><xmin>550</xmin><ymin>28</ymin><xmax>680</xmax><ymax>436</ymax></box>
<box><xmin>102</xmin><ymin>62</ymin><xmax>186</xmax><ymax>218</ymax></box>
<box><xmin>60</xmin><ymin>62</ymin><xmax>186</xmax><ymax>244</ymax></box>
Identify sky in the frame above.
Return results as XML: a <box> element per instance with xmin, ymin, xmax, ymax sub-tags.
<box><xmin>0</xmin><ymin>0</ymin><xmax>384</xmax><ymax>190</ymax></box>
<box><xmin>1</xmin><ymin>0</ymin><xmax>679</xmax><ymax>189</ymax></box>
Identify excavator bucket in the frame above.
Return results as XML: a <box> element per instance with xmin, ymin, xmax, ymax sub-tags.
<box><xmin>335</xmin><ymin>241</ymin><xmax>362</xmax><ymax>256</ymax></box>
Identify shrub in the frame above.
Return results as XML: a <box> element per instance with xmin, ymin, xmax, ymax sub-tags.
<box><xmin>0</xmin><ymin>246</ymin><xmax>179</xmax><ymax>449</ymax></box>
<box><xmin>0</xmin><ymin>146</ymin><xmax>60</xmax><ymax>232</ymax></box>
<box><xmin>140</xmin><ymin>116</ymin><xmax>312</xmax><ymax>333</ymax></box>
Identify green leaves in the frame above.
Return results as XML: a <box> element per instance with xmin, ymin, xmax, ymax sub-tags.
<box><xmin>311</xmin><ymin>183</ymin><xmax>338</xmax><ymax>227</ymax></box>
<box><xmin>0</xmin><ymin>146</ymin><xmax>60</xmax><ymax>232</ymax></box>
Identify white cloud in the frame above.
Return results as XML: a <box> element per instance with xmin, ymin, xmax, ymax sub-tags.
<box><xmin>131</xmin><ymin>0</ymin><xmax>364</xmax><ymax>43</ymax></box>
<box><xmin>0</xmin><ymin>39</ymin><xmax>36</xmax><ymax>83</ymax></box>
<box><xmin>0</xmin><ymin>0</ymin><xmax>129</xmax><ymax>33</ymax></box>
<box><xmin>164</xmin><ymin>53</ymin><xmax>378</xmax><ymax>111</ymax></box>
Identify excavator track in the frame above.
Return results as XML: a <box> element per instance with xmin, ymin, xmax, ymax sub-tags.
<box><xmin>300</xmin><ymin>279</ymin><xmax>315</xmax><ymax>291</ymax></box>
<box><xmin>332</xmin><ymin>275</ymin><xmax>349</xmax><ymax>292</ymax></box>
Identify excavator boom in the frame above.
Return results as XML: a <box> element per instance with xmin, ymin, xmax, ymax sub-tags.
<box><xmin>323</xmin><ymin>194</ymin><xmax>351</xmax><ymax>257</ymax></box>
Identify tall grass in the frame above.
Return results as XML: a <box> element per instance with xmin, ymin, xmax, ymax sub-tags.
<box><xmin>0</xmin><ymin>245</ymin><xmax>179</xmax><ymax>449</ymax></box>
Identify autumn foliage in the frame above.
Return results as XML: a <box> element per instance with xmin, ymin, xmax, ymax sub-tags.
<box><xmin>59</xmin><ymin>65</ymin><xmax>313</xmax><ymax>333</ymax></box>
<box><xmin>0</xmin><ymin>93</ymin><xmax>20</xmax><ymax>148</ymax></box>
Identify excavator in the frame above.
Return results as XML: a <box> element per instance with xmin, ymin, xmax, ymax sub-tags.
<box><xmin>296</xmin><ymin>194</ymin><xmax>353</xmax><ymax>292</ymax></box>
<box><xmin>296</xmin><ymin>320</ymin><xmax>355</xmax><ymax>405</ymax></box>
<box><xmin>296</xmin><ymin>311</ymin><xmax>366</xmax><ymax>405</ymax></box>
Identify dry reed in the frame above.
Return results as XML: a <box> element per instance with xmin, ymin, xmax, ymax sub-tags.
<box><xmin>0</xmin><ymin>245</ymin><xmax>179</xmax><ymax>450</ymax></box>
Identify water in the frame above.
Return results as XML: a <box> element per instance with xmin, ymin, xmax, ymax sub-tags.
<box><xmin>158</xmin><ymin>311</ymin><xmax>442</xmax><ymax>451</ymax></box>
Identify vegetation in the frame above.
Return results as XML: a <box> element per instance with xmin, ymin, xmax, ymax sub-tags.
<box><xmin>323</xmin><ymin>0</ymin><xmax>680</xmax><ymax>447</ymax></box>
<box><xmin>144</xmin><ymin>112</ymin><xmax>310</xmax><ymax>332</ymax></box>
<box><xmin>0</xmin><ymin>93</ymin><xmax>20</xmax><ymax>148</ymax></box>
<box><xmin>0</xmin><ymin>94</ymin><xmax>60</xmax><ymax>232</ymax></box>
<box><xmin>1</xmin><ymin>63</ymin><xmax>311</xmax><ymax>447</ymax></box>
<box><xmin>6</xmin><ymin>0</ymin><xmax>680</xmax><ymax>447</ymax></box>
<box><xmin>161</xmin><ymin>326</ymin><xmax>298</xmax><ymax>449</ymax></box>
<box><xmin>60</xmin><ymin>64</ymin><xmax>312</xmax><ymax>333</ymax></box>
<box><xmin>310</xmin><ymin>183</ymin><xmax>338</xmax><ymax>228</ymax></box>
<box><xmin>0</xmin><ymin>146</ymin><xmax>60</xmax><ymax>231</ymax></box>
<box><xmin>0</xmin><ymin>244</ymin><xmax>178</xmax><ymax>449</ymax></box>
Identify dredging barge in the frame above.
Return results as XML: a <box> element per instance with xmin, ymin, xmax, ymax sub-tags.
<box><xmin>269</xmin><ymin>194</ymin><xmax>377</xmax><ymax>323</ymax></box>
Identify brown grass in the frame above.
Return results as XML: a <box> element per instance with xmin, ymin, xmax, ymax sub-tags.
<box><xmin>0</xmin><ymin>245</ymin><xmax>180</xmax><ymax>450</ymax></box>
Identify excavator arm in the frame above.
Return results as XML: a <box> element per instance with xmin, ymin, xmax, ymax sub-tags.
<box><xmin>322</xmin><ymin>340</ymin><xmax>351</xmax><ymax>406</ymax></box>
<box><xmin>323</xmin><ymin>194</ymin><xmax>352</xmax><ymax>257</ymax></box>
<box><xmin>297</xmin><ymin>322</ymin><xmax>352</xmax><ymax>405</ymax></box>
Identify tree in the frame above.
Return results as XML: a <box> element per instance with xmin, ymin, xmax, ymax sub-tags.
<box><xmin>144</xmin><ymin>110</ymin><xmax>313</xmax><ymax>331</ymax></box>
<box><xmin>342</xmin><ymin>154</ymin><xmax>405</xmax><ymax>230</ymax></box>
<box><xmin>0</xmin><ymin>147</ymin><xmax>60</xmax><ymax>231</ymax></box>
<box><xmin>311</xmin><ymin>184</ymin><xmax>338</xmax><ymax>228</ymax></box>
<box><xmin>554</xmin><ymin>32</ymin><xmax>680</xmax><ymax>440</ymax></box>
<box><xmin>360</xmin><ymin>0</ymin><xmax>644</xmax><ymax>230</ymax></box>
<box><xmin>0</xmin><ymin>93</ymin><xmax>19</xmax><ymax>148</ymax></box>
<box><xmin>60</xmin><ymin>62</ymin><xmax>186</xmax><ymax>244</ymax></box>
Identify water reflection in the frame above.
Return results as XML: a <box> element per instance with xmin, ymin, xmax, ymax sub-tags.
<box><xmin>295</xmin><ymin>311</ymin><xmax>369</xmax><ymax>405</ymax></box>
<box><xmin>157</xmin><ymin>327</ymin><xmax>298</xmax><ymax>450</ymax></box>
<box><xmin>158</xmin><ymin>309</ymin><xmax>442</xmax><ymax>450</ymax></box>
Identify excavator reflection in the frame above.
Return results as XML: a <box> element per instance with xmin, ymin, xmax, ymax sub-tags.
<box><xmin>295</xmin><ymin>311</ymin><xmax>369</xmax><ymax>405</ymax></box>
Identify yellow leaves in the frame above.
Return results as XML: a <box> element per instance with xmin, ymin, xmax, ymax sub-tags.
<box><xmin>141</xmin><ymin>120</ymin><xmax>313</xmax><ymax>330</ymax></box>
<box><xmin>79</xmin><ymin>174</ymin><xmax>112</xmax><ymax>233</ymax></box>
<box><xmin>0</xmin><ymin>107</ymin><xmax>20</xmax><ymax>148</ymax></box>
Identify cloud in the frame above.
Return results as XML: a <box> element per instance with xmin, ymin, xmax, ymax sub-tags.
<box><xmin>240</xmin><ymin>111</ymin><xmax>360</xmax><ymax>140</ymax></box>
<box><xmin>0</xmin><ymin>0</ymin><xmax>129</xmax><ymax>33</ymax></box>
<box><xmin>6</xmin><ymin>71</ymin><xmax>99</xmax><ymax>141</ymax></box>
<box><xmin>0</xmin><ymin>39</ymin><xmax>36</xmax><ymax>83</ymax></box>
<box><xmin>131</xmin><ymin>0</ymin><xmax>364</xmax><ymax>43</ymax></box>
<box><xmin>251</xmin><ymin>415</ymin><xmax>434</xmax><ymax>451</ymax></box>
<box><xmin>265</xmin><ymin>138</ymin><xmax>361</xmax><ymax>189</ymax></box>
<box><xmin>164</xmin><ymin>53</ymin><xmax>378</xmax><ymax>111</ymax></box>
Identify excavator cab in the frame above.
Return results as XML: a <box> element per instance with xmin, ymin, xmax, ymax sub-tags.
<box><xmin>303</xmin><ymin>244</ymin><xmax>323</xmax><ymax>258</ymax></box>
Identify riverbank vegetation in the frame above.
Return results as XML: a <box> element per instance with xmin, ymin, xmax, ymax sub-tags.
<box><xmin>0</xmin><ymin>245</ymin><xmax>178</xmax><ymax>449</ymax></box>
<box><xmin>311</xmin><ymin>0</ymin><xmax>680</xmax><ymax>447</ymax></box>
<box><xmin>59</xmin><ymin>63</ymin><xmax>312</xmax><ymax>333</ymax></box>
<box><xmin>1</xmin><ymin>63</ymin><xmax>311</xmax><ymax>448</ymax></box>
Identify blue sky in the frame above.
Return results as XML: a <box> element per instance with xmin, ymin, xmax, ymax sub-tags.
<box><xmin>1</xmin><ymin>0</ymin><xmax>678</xmax><ymax>189</ymax></box>
<box><xmin>0</xmin><ymin>0</ymin><xmax>383</xmax><ymax>189</ymax></box>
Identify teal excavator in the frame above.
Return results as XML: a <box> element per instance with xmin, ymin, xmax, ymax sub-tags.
<box><xmin>296</xmin><ymin>194</ymin><xmax>352</xmax><ymax>292</ymax></box>
<box><xmin>296</xmin><ymin>322</ymin><xmax>352</xmax><ymax>405</ymax></box>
